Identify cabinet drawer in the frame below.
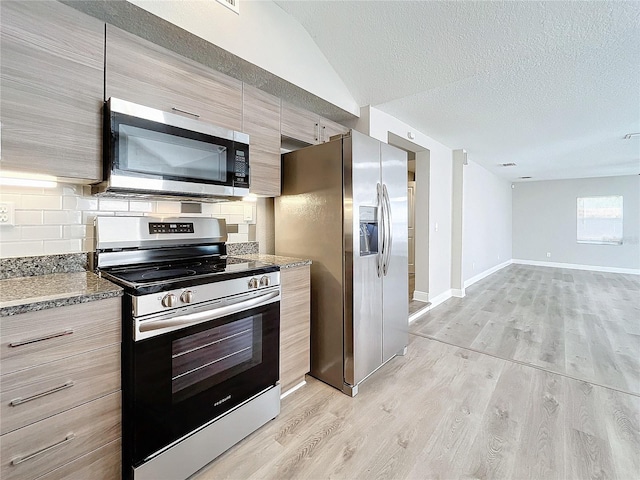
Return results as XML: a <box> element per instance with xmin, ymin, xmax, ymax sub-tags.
<box><xmin>1</xmin><ymin>392</ymin><xmax>121</xmax><ymax>480</ymax></box>
<box><xmin>34</xmin><ymin>439</ymin><xmax>121</xmax><ymax>480</ymax></box>
<box><xmin>1</xmin><ymin>344</ymin><xmax>120</xmax><ymax>435</ymax></box>
<box><xmin>0</xmin><ymin>298</ymin><xmax>121</xmax><ymax>375</ymax></box>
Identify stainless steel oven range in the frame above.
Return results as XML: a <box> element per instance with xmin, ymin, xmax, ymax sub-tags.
<box><xmin>92</xmin><ymin>216</ymin><xmax>280</xmax><ymax>480</ymax></box>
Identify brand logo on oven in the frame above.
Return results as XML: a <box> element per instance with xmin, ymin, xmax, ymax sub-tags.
<box><xmin>214</xmin><ymin>395</ymin><xmax>232</xmax><ymax>407</ymax></box>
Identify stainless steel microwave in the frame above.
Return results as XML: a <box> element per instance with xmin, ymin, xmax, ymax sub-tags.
<box><xmin>93</xmin><ymin>98</ymin><xmax>250</xmax><ymax>200</ymax></box>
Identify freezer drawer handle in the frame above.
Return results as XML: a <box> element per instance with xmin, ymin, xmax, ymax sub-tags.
<box><xmin>8</xmin><ymin>330</ymin><xmax>74</xmax><ymax>348</ymax></box>
<box><xmin>9</xmin><ymin>381</ymin><xmax>75</xmax><ymax>407</ymax></box>
<box><xmin>11</xmin><ymin>433</ymin><xmax>75</xmax><ymax>466</ymax></box>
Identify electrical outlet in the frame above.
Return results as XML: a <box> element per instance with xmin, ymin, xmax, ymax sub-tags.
<box><xmin>0</xmin><ymin>202</ymin><xmax>15</xmax><ymax>227</ymax></box>
<box><xmin>546</xmin><ymin>252</ymin><xmax>551</xmax><ymax>258</ymax></box>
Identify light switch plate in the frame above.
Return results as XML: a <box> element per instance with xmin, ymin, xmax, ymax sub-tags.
<box><xmin>243</xmin><ymin>205</ymin><xmax>254</xmax><ymax>222</ymax></box>
<box><xmin>0</xmin><ymin>202</ymin><xmax>15</xmax><ymax>227</ymax></box>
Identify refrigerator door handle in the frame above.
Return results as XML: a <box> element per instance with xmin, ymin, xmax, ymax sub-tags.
<box><xmin>382</xmin><ymin>184</ymin><xmax>393</xmax><ymax>276</ymax></box>
<box><xmin>376</xmin><ymin>182</ymin><xmax>383</xmax><ymax>278</ymax></box>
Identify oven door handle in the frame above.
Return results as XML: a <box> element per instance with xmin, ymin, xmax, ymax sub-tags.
<box><xmin>136</xmin><ymin>290</ymin><xmax>280</xmax><ymax>340</ymax></box>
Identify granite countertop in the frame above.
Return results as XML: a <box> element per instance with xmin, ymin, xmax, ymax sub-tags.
<box><xmin>0</xmin><ymin>272</ymin><xmax>123</xmax><ymax>317</ymax></box>
<box><xmin>234</xmin><ymin>254</ymin><xmax>311</xmax><ymax>269</ymax></box>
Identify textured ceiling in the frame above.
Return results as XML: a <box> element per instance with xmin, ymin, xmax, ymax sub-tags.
<box><xmin>274</xmin><ymin>0</ymin><xmax>640</xmax><ymax>181</ymax></box>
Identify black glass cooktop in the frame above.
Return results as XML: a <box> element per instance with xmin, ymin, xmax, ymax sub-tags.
<box><xmin>100</xmin><ymin>256</ymin><xmax>279</xmax><ymax>294</ymax></box>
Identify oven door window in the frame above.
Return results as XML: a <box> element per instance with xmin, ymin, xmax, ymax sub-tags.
<box><xmin>111</xmin><ymin>112</ymin><xmax>234</xmax><ymax>186</ymax></box>
<box><xmin>129</xmin><ymin>301</ymin><xmax>279</xmax><ymax>465</ymax></box>
<box><xmin>171</xmin><ymin>315</ymin><xmax>262</xmax><ymax>403</ymax></box>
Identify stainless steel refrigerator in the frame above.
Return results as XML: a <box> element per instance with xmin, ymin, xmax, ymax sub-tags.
<box><xmin>275</xmin><ymin>130</ymin><xmax>408</xmax><ymax>396</ymax></box>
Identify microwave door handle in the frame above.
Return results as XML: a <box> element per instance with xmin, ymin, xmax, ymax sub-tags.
<box><xmin>136</xmin><ymin>290</ymin><xmax>280</xmax><ymax>340</ymax></box>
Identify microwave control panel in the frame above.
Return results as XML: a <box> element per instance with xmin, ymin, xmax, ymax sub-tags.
<box><xmin>233</xmin><ymin>149</ymin><xmax>250</xmax><ymax>189</ymax></box>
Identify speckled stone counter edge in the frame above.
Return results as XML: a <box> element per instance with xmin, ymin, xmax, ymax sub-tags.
<box><xmin>0</xmin><ymin>253</ymin><xmax>89</xmax><ymax>280</ymax></box>
<box><xmin>0</xmin><ymin>290</ymin><xmax>123</xmax><ymax>317</ymax></box>
<box><xmin>233</xmin><ymin>254</ymin><xmax>312</xmax><ymax>269</ymax></box>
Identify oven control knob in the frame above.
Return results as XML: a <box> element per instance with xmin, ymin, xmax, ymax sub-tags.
<box><xmin>180</xmin><ymin>290</ymin><xmax>193</xmax><ymax>304</ymax></box>
<box><xmin>161</xmin><ymin>293</ymin><xmax>178</xmax><ymax>308</ymax></box>
<box><xmin>260</xmin><ymin>275</ymin><xmax>270</xmax><ymax>287</ymax></box>
<box><xmin>248</xmin><ymin>277</ymin><xmax>259</xmax><ymax>289</ymax></box>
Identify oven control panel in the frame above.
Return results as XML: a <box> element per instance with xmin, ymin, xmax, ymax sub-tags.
<box><xmin>133</xmin><ymin>271</ymin><xmax>281</xmax><ymax>318</ymax></box>
<box><xmin>149</xmin><ymin>222</ymin><xmax>194</xmax><ymax>234</ymax></box>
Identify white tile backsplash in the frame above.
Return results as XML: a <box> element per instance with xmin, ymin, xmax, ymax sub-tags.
<box><xmin>0</xmin><ymin>240</ymin><xmax>44</xmax><ymax>257</ymax></box>
<box><xmin>15</xmin><ymin>210</ymin><xmax>44</xmax><ymax>225</ymax></box>
<box><xmin>98</xmin><ymin>198</ymin><xmax>129</xmax><ymax>212</ymax></box>
<box><xmin>22</xmin><ymin>225</ymin><xmax>63</xmax><ymax>240</ymax></box>
<box><xmin>43</xmin><ymin>210</ymin><xmax>82</xmax><ymax>225</ymax></box>
<box><xmin>0</xmin><ymin>184</ymin><xmax>258</xmax><ymax>258</ymax></box>
<box><xmin>21</xmin><ymin>194</ymin><xmax>63</xmax><ymax>210</ymax></box>
<box><xmin>156</xmin><ymin>201</ymin><xmax>182</xmax><ymax>214</ymax></box>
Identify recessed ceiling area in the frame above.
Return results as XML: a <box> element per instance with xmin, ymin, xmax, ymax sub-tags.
<box><xmin>274</xmin><ymin>1</ymin><xmax>640</xmax><ymax>181</ymax></box>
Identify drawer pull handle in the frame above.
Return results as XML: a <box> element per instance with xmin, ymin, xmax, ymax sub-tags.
<box><xmin>11</xmin><ymin>433</ymin><xmax>75</xmax><ymax>466</ymax></box>
<box><xmin>9</xmin><ymin>381</ymin><xmax>75</xmax><ymax>406</ymax></box>
<box><xmin>8</xmin><ymin>330</ymin><xmax>73</xmax><ymax>348</ymax></box>
<box><xmin>171</xmin><ymin>107</ymin><xmax>200</xmax><ymax>118</ymax></box>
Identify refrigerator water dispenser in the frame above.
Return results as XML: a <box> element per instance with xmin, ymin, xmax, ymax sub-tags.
<box><xmin>359</xmin><ymin>206</ymin><xmax>378</xmax><ymax>256</ymax></box>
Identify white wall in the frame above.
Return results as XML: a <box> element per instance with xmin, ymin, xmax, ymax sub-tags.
<box><xmin>361</xmin><ymin>106</ymin><xmax>453</xmax><ymax>302</ymax></box>
<box><xmin>462</xmin><ymin>160</ymin><xmax>513</xmax><ymax>284</ymax></box>
<box><xmin>0</xmin><ymin>184</ymin><xmax>257</xmax><ymax>258</ymax></box>
<box><xmin>127</xmin><ymin>0</ymin><xmax>359</xmax><ymax>116</ymax></box>
<box><xmin>512</xmin><ymin>175</ymin><xmax>640</xmax><ymax>271</ymax></box>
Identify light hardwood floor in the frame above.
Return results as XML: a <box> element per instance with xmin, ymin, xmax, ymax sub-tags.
<box><xmin>193</xmin><ymin>265</ymin><xmax>639</xmax><ymax>480</ymax></box>
<box><xmin>411</xmin><ymin>264</ymin><xmax>640</xmax><ymax>395</ymax></box>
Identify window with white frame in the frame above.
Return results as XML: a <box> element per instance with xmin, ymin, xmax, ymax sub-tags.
<box><xmin>577</xmin><ymin>196</ymin><xmax>623</xmax><ymax>245</ymax></box>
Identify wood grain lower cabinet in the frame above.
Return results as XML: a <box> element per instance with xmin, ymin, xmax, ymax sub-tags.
<box><xmin>279</xmin><ymin>265</ymin><xmax>311</xmax><ymax>394</ymax></box>
<box><xmin>0</xmin><ymin>298</ymin><xmax>122</xmax><ymax>480</ymax></box>
<box><xmin>243</xmin><ymin>84</ymin><xmax>281</xmax><ymax>196</ymax></box>
<box><xmin>0</xmin><ymin>0</ymin><xmax>104</xmax><ymax>182</ymax></box>
<box><xmin>106</xmin><ymin>25</ymin><xmax>243</xmax><ymax>132</ymax></box>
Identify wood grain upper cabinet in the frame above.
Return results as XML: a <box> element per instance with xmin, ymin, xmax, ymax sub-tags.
<box><xmin>320</xmin><ymin>117</ymin><xmax>349</xmax><ymax>143</ymax></box>
<box><xmin>279</xmin><ymin>265</ymin><xmax>311</xmax><ymax>394</ymax></box>
<box><xmin>0</xmin><ymin>0</ymin><xmax>104</xmax><ymax>182</ymax></box>
<box><xmin>243</xmin><ymin>85</ymin><xmax>281</xmax><ymax>196</ymax></box>
<box><xmin>281</xmin><ymin>102</ymin><xmax>320</xmax><ymax>145</ymax></box>
<box><xmin>106</xmin><ymin>25</ymin><xmax>243</xmax><ymax>131</ymax></box>
<box><xmin>281</xmin><ymin>101</ymin><xmax>348</xmax><ymax>146</ymax></box>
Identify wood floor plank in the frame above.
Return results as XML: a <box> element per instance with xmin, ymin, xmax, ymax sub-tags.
<box><xmin>512</xmin><ymin>370</ymin><xmax>565</xmax><ymax>480</ymax></box>
<box><xmin>598</xmin><ymin>388</ymin><xmax>640</xmax><ymax>480</ymax></box>
<box><xmin>460</xmin><ymin>361</ymin><xmax>534</xmax><ymax>480</ymax></box>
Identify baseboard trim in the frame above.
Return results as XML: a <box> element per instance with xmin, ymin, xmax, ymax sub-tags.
<box><xmin>512</xmin><ymin>259</ymin><xmax>640</xmax><ymax>275</ymax></box>
<box><xmin>280</xmin><ymin>380</ymin><xmax>306</xmax><ymax>399</ymax></box>
<box><xmin>412</xmin><ymin>290</ymin><xmax>429</xmax><ymax>302</ymax></box>
<box><xmin>464</xmin><ymin>260</ymin><xmax>513</xmax><ymax>288</ymax></box>
<box><xmin>428</xmin><ymin>289</ymin><xmax>453</xmax><ymax>310</ymax></box>
<box><xmin>451</xmin><ymin>288</ymin><xmax>465</xmax><ymax>298</ymax></box>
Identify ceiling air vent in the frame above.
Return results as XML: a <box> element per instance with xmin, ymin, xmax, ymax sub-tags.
<box><xmin>500</xmin><ymin>162</ymin><xmax>517</xmax><ymax>167</ymax></box>
<box><xmin>216</xmin><ymin>0</ymin><xmax>239</xmax><ymax>14</ymax></box>
<box><xmin>520</xmin><ymin>176</ymin><xmax>532</xmax><ymax>179</ymax></box>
